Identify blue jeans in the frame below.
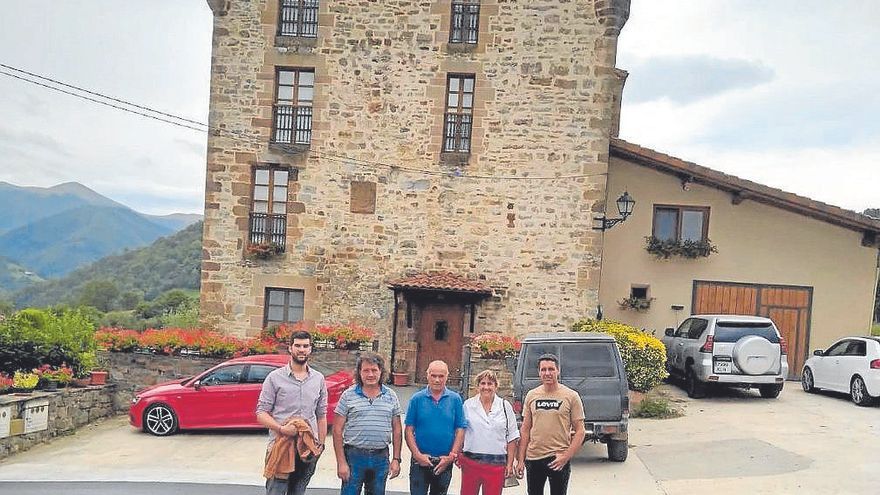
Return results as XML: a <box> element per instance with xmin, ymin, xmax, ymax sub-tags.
<box><xmin>409</xmin><ymin>460</ymin><xmax>453</xmax><ymax>495</ymax></box>
<box><xmin>265</xmin><ymin>452</ymin><xmax>318</xmax><ymax>495</ymax></box>
<box><xmin>341</xmin><ymin>446</ymin><xmax>390</xmax><ymax>495</ymax></box>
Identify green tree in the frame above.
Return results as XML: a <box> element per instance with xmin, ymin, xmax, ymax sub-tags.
<box><xmin>0</xmin><ymin>299</ymin><xmax>13</xmax><ymax>317</ymax></box>
<box><xmin>77</xmin><ymin>280</ymin><xmax>120</xmax><ymax>312</ymax></box>
<box><xmin>119</xmin><ymin>290</ymin><xmax>144</xmax><ymax>310</ymax></box>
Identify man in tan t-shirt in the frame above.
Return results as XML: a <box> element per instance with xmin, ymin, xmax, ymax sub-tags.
<box><xmin>515</xmin><ymin>353</ymin><xmax>586</xmax><ymax>495</ymax></box>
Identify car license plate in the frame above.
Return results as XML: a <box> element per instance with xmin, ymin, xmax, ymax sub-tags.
<box><xmin>714</xmin><ymin>361</ymin><xmax>731</xmax><ymax>374</ymax></box>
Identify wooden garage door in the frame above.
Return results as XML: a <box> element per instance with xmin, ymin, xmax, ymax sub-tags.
<box><xmin>693</xmin><ymin>281</ymin><xmax>813</xmax><ymax>379</ymax></box>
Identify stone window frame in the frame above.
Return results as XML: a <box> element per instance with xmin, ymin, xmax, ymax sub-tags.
<box><xmin>277</xmin><ymin>0</ymin><xmax>319</xmax><ymax>38</ymax></box>
<box><xmin>248</xmin><ymin>164</ymin><xmax>295</xmax><ymax>252</ymax></box>
<box><xmin>449</xmin><ymin>0</ymin><xmax>481</xmax><ymax>45</ymax></box>
<box><xmin>442</xmin><ymin>73</ymin><xmax>476</xmax><ymax>154</ymax></box>
<box><xmin>272</xmin><ymin>67</ymin><xmax>315</xmax><ymax>147</ymax></box>
<box><xmin>263</xmin><ymin>287</ymin><xmax>305</xmax><ymax>328</ymax></box>
<box><xmin>652</xmin><ymin>204</ymin><xmax>711</xmax><ymax>242</ymax></box>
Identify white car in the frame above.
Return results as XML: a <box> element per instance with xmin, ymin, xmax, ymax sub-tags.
<box><xmin>802</xmin><ymin>337</ymin><xmax>880</xmax><ymax>406</ymax></box>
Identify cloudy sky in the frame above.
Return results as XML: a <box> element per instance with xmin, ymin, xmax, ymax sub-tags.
<box><xmin>0</xmin><ymin>1</ymin><xmax>877</xmax><ymax>215</ymax></box>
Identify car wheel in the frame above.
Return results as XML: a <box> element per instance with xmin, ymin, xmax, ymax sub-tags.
<box><xmin>607</xmin><ymin>439</ymin><xmax>628</xmax><ymax>462</ymax></box>
<box><xmin>144</xmin><ymin>403</ymin><xmax>178</xmax><ymax>436</ymax></box>
<box><xmin>801</xmin><ymin>368</ymin><xmax>816</xmax><ymax>393</ymax></box>
<box><xmin>685</xmin><ymin>368</ymin><xmax>706</xmax><ymax>399</ymax></box>
<box><xmin>850</xmin><ymin>376</ymin><xmax>876</xmax><ymax>407</ymax></box>
<box><xmin>759</xmin><ymin>383</ymin><xmax>783</xmax><ymax>399</ymax></box>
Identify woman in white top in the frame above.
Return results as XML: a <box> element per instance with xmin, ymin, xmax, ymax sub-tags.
<box><xmin>458</xmin><ymin>369</ymin><xmax>520</xmax><ymax>495</ymax></box>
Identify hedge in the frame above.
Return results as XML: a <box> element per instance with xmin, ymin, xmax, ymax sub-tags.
<box><xmin>572</xmin><ymin>318</ymin><xmax>668</xmax><ymax>392</ymax></box>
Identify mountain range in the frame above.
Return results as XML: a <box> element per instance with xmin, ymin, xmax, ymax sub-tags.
<box><xmin>0</xmin><ymin>181</ymin><xmax>201</xmax><ymax>282</ymax></box>
<box><xmin>11</xmin><ymin>221</ymin><xmax>203</xmax><ymax>309</ymax></box>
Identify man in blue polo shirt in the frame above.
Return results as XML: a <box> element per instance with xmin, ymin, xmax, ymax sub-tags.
<box><xmin>405</xmin><ymin>360</ymin><xmax>467</xmax><ymax>495</ymax></box>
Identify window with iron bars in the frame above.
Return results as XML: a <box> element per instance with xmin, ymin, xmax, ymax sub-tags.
<box><xmin>450</xmin><ymin>1</ymin><xmax>480</xmax><ymax>44</ymax></box>
<box><xmin>249</xmin><ymin>166</ymin><xmax>290</xmax><ymax>251</ymax></box>
<box><xmin>278</xmin><ymin>0</ymin><xmax>319</xmax><ymax>38</ymax></box>
<box><xmin>443</xmin><ymin>74</ymin><xmax>475</xmax><ymax>153</ymax></box>
<box><xmin>273</xmin><ymin>68</ymin><xmax>314</xmax><ymax>146</ymax></box>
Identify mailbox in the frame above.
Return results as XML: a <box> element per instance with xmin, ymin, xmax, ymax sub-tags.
<box><xmin>0</xmin><ymin>405</ymin><xmax>11</xmax><ymax>438</ymax></box>
<box><xmin>23</xmin><ymin>398</ymin><xmax>49</xmax><ymax>434</ymax></box>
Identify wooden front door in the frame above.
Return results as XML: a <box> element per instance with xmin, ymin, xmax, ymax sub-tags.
<box><xmin>416</xmin><ymin>303</ymin><xmax>466</xmax><ymax>386</ymax></box>
<box><xmin>693</xmin><ymin>281</ymin><xmax>813</xmax><ymax>379</ymax></box>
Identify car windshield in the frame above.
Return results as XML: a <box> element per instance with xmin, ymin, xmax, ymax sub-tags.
<box><xmin>523</xmin><ymin>342</ymin><xmax>617</xmax><ymax>378</ymax></box>
<box><xmin>714</xmin><ymin>322</ymin><xmax>780</xmax><ymax>343</ymax></box>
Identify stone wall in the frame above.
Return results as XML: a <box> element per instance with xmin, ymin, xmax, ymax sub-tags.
<box><xmin>105</xmin><ymin>349</ymin><xmax>360</xmax><ymax>411</ymax></box>
<box><xmin>467</xmin><ymin>357</ymin><xmax>515</xmax><ymax>403</ymax></box>
<box><xmin>105</xmin><ymin>351</ymin><xmax>225</xmax><ymax>411</ymax></box>
<box><xmin>0</xmin><ymin>386</ymin><xmax>115</xmax><ymax>459</ymax></box>
<box><xmin>200</xmin><ymin>1</ymin><xmax>631</xmax><ymax>365</ymax></box>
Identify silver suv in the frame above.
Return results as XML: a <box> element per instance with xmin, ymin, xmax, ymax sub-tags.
<box><xmin>511</xmin><ymin>333</ymin><xmax>630</xmax><ymax>462</ymax></box>
<box><xmin>662</xmin><ymin>315</ymin><xmax>788</xmax><ymax>399</ymax></box>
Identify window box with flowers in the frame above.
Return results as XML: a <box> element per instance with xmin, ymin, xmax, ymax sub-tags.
<box><xmin>245</xmin><ymin>242</ymin><xmax>284</xmax><ymax>261</ymax></box>
<box><xmin>471</xmin><ymin>333</ymin><xmax>521</xmax><ymax>360</ymax></box>
<box><xmin>644</xmin><ymin>236</ymin><xmax>717</xmax><ymax>259</ymax></box>
<box><xmin>618</xmin><ymin>296</ymin><xmax>655</xmax><ymax>312</ymax></box>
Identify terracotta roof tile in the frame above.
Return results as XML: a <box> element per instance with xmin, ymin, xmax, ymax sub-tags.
<box><xmin>388</xmin><ymin>272</ymin><xmax>493</xmax><ymax>295</ymax></box>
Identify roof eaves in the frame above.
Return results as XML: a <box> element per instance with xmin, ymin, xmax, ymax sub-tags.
<box><xmin>610</xmin><ymin>138</ymin><xmax>880</xmax><ymax>237</ymax></box>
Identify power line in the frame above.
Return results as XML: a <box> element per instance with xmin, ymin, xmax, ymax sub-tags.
<box><xmin>0</xmin><ymin>63</ymin><xmax>608</xmax><ymax>182</ymax></box>
<box><xmin>0</xmin><ymin>69</ymin><xmax>208</xmax><ymax>133</ymax></box>
<box><xmin>0</xmin><ymin>63</ymin><xmax>208</xmax><ymax>128</ymax></box>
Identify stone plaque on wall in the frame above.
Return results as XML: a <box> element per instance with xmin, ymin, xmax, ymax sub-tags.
<box><xmin>350</xmin><ymin>181</ymin><xmax>377</xmax><ymax>214</ymax></box>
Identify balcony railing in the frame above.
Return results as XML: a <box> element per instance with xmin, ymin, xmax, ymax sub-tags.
<box><xmin>450</xmin><ymin>2</ymin><xmax>480</xmax><ymax>44</ymax></box>
<box><xmin>249</xmin><ymin>213</ymin><xmax>287</xmax><ymax>250</ymax></box>
<box><xmin>443</xmin><ymin>113</ymin><xmax>472</xmax><ymax>152</ymax></box>
<box><xmin>272</xmin><ymin>105</ymin><xmax>313</xmax><ymax>145</ymax></box>
<box><xmin>279</xmin><ymin>0</ymin><xmax>319</xmax><ymax>38</ymax></box>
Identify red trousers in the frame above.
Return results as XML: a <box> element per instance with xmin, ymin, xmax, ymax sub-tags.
<box><xmin>459</xmin><ymin>454</ymin><xmax>505</xmax><ymax>495</ymax></box>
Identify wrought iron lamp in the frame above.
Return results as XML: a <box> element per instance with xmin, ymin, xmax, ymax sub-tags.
<box><xmin>593</xmin><ymin>191</ymin><xmax>635</xmax><ymax>231</ymax></box>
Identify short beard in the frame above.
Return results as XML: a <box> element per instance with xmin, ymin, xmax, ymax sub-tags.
<box><xmin>292</xmin><ymin>354</ymin><xmax>309</xmax><ymax>364</ymax></box>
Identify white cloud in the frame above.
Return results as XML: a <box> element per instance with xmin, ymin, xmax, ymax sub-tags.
<box><xmin>618</xmin><ymin>0</ymin><xmax>880</xmax><ymax>211</ymax></box>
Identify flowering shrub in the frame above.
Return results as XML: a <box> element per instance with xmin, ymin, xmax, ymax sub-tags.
<box><xmin>312</xmin><ymin>324</ymin><xmax>335</xmax><ymax>343</ymax></box>
<box><xmin>36</xmin><ymin>364</ymin><xmax>74</xmax><ymax>384</ymax></box>
<box><xmin>95</xmin><ymin>328</ymin><xmax>141</xmax><ymax>352</ymax></box>
<box><xmin>13</xmin><ymin>371</ymin><xmax>39</xmax><ymax>390</ymax></box>
<box><xmin>0</xmin><ymin>373</ymin><xmax>12</xmax><ymax>392</ymax></box>
<box><xmin>471</xmin><ymin>333</ymin><xmax>521</xmax><ymax>359</ymax></box>
<box><xmin>571</xmin><ymin>318</ymin><xmax>668</xmax><ymax>392</ymax></box>
<box><xmin>95</xmin><ymin>328</ymin><xmax>278</xmax><ymax>359</ymax></box>
<box><xmin>332</xmin><ymin>324</ymin><xmax>376</xmax><ymax>349</ymax></box>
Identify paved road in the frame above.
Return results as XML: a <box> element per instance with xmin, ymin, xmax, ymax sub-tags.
<box><xmin>0</xmin><ymin>481</ymin><xmax>408</xmax><ymax>494</ymax></box>
<box><xmin>1</xmin><ymin>384</ymin><xmax>878</xmax><ymax>493</ymax></box>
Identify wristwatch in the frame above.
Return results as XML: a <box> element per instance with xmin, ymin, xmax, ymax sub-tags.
<box><xmin>392</xmin><ymin>457</ymin><xmax>402</xmax><ymax>463</ymax></box>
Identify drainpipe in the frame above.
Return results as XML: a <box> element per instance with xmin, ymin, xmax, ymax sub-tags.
<box><xmin>389</xmin><ymin>289</ymin><xmax>400</xmax><ymax>383</ymax></box>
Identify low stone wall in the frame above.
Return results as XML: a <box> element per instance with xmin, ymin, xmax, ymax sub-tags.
<box><xmin>104</xmin><ymin>348</ymin><xmax>361</xmax><ymax>412</ymax></box>
<box><xmin>0</xmin><ymin>385</ymin><xmax>115</xmax><ymax>459</ymax></box>
<box><xmin>104</xmin><ymin>351</ymin><xmax>225</xmax><ymax>412</ymax></box>
<box><xmin>467</xmin><ymin>357</ymin><xmax>515</xmax><ymax>402</ymax></box>
<box><xmin>310</xmin><ymin>348</ymin><xmax>361</xmax><ymax>374</ymax></box>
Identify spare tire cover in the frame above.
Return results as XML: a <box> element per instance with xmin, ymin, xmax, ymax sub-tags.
<box><xmin>733</xmin><ymin>335</ymin><xmax>776</xmax><ymax>375</ymax></box>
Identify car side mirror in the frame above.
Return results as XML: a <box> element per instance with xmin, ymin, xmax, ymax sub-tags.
<box><xmin>664</xmin><ymin>328</ymin><xmax>675</xmax><ymax>337</ymax></box>
<box><xmin>813</xmin><ymin>349</ymin><xmax>824</xmax><ymax>356</ymax></box>
<box><xmin>193</xmin><ymin>380</ymin><xmax>202</xmax><ymax>390</ymax></box>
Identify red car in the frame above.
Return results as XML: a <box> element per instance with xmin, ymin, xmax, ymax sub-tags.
<box><xmin>129</xmin><ymin>354</ymin><xmax>354</xmax><ymax>436</ymax></box>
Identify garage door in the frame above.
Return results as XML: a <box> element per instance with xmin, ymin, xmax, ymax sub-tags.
<box><xmin>693</xmin><ymin>281</ymin><xmax>813</xmax><ymax>379</ymax></box>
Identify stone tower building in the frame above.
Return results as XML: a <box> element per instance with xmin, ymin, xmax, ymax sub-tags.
<box><xmin>201</xmin><ymin>0</ymin><xmax>630</xmax><ymax>382</ymax></box>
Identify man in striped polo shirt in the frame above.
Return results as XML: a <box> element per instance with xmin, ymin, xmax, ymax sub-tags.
<box><xmin>333</xmin><ymin>353</ymin><xmax>402</xmax><ymax>495</ymax></box>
